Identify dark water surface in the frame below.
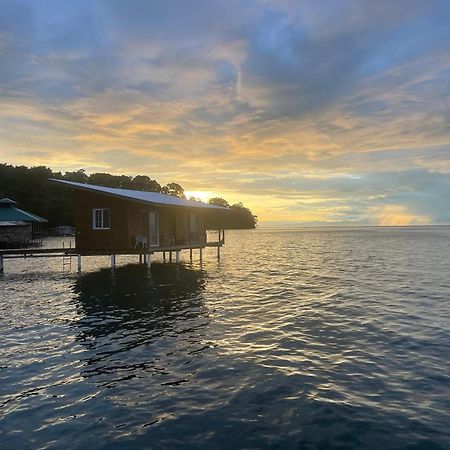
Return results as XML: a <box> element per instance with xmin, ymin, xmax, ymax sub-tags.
<box><xmin>1</xmin><ymin>228</ymin><xmax>450</xmax><ymax>449</ymax></box>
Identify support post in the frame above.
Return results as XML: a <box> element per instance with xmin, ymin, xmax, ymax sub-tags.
<box><xmin>190</xmin><ymin>248</ymin><xmax>193</xmax><ymax>261</ymax></box>
<box><xmin>139</xmin><ymin>254</ymin><xmax>143</xmax><ymax>264</ymax></box>
<box><xmin>163</xmin><ymin>251</ymin><xmax>166</xmax><ymax>262</ymax></box>
<box><xmin>169</xmin><ymin>252</ymin><xmax>173</xmax><ymax>263</ymax></box>
<box><xmin>147</xmin><ymin>253</ymin><xmax>152</xmax><ymax>269</ymax></box>
<box><xmin>176</xmin><ymin>250</ymin><xmax>180</xmax><ymax>264</ymax></box>
<box><xmin>77</xmin><ymin>254</ymin><xmax>82</xmax><ymax>272</ymax></box>
<box><xmin>0</xmin><ymin>254</ymin><xmax>3</xmax><ymax>274</ymax></box>
<box><xmin>217</xmin><ymin>245</ymin><xmax>221</xmax><ymax>261</ymax></box>
<box><xmin>111</xmin><ymin>254</ymin><xmax>116</xmax><ymax>269</ymax></box>
<box><xmin>199</xmin><ymin>248</ymin><xmax>203</xmax><ymax>263</ymax></box>
<box><xmin>222</xmin><ymin>229</ymin><xmax>225</xmax><ymax>244</ymax></box>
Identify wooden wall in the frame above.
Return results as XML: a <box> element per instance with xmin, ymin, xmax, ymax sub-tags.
<box><xmin>0</xmin><ymin>223</ymin><xmax>32</xmax><ymax>248</ymax></box>
<box><xmin>74</xmin><ymin>190</ymin><xmax>130</xmax><ymax>250</ymax></box>
<box><xmin>73</xmin><ymin>190</ymin><xmax>207</xmax><ymax>250</ymax></box>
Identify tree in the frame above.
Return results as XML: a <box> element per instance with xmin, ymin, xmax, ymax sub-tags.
<box><xmin>63</xmin><ymin>169</ymin><xmax>88</xmax><ymax>184</ymax></box>
<box><xmin>131</xmin><ymin>175</ymin><xmax>162</xmax><ymax>192</ymax></box>
<box><xmin>230</xmin><ymin>203</ymin><xmax>258</xmax><ymax>228</ymax></box>
<box><xmin>163</xmin><ymin>182</ymin><xmax>185</xmax><ymax>198</ymax></box>
<box><xmin>0</xmin><ymin>164</ymin><xmax>257</xmax><ymax>229</ymax></box>
<box><xmin>208</xmin><ymin>197</ymin><xmax>229</xmax><ymax>208</ymax></box>
<box><xmin>205</xmin><ymin>198</ymin><xmax>257</xmax><ymax>229</ymax></box>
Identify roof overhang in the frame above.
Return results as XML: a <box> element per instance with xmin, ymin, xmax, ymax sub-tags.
<box><xmin>49</xmin><ymin>178</ymin><xmax>231</xmax><ymax>212</ymax></box>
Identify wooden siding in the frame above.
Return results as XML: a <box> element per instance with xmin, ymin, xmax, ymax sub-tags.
<box><xmin>74</xmin><ymin>190</ymin><xmax>131</xmax><ymax>250</ymax></box>
<box><xmin>74</xmin><ymin>190</ymin><xmax>207</xmax><ymax>251</ymax></box>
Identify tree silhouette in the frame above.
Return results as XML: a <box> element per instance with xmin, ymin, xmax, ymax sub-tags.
<box><xmin>208</xmin><ymin>197</ymin><xmax>230</xmax><ymax>207</ymax></box>
<box><xmin>0</xmin><ymin>163</ymin><xmax>257</xmax><ymax>228</ymax></box>
<box><xmin>163</xmin><ymin>182</ymin><xmax>186</xmax><ymax>198</ymax></box>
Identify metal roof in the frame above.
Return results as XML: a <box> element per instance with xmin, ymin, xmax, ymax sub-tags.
<box><xmin>50</xmin><ymin>179</ymin><xmax>230</xmax><ymax>210</ymax></box>
<box><xmin>0</xmin><ymin>198</ymin><xmax>17</xmax><ymax>205</ymax></box>
<box><xmin>0</xmin><ymin>200</ymin><xmax>47</xmax><ymax>223</ymax></box>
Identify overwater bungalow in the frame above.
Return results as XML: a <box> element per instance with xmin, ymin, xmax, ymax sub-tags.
<box><xmin>50</xmin><ymin>179</ymin><xmax>229</xmax><ymax>259</ymax></box>
<box><xmin>0</xmin><ymin>198</ymin><xmax>47</xmax><ymax>248</ymax></box>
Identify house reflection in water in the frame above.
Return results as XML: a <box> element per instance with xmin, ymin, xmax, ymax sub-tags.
<box><xmin>72</xmin><ymin>263</ymin><xmax>211</xmax><ymax>388</ymax></box>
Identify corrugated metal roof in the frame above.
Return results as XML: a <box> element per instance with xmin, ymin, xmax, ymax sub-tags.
<box><xmin>50</xmin><ymin>179</ymin><xmax>230</xmax><ymax>210</ymax></box>
<box><xmin>0</xmin><ymin>205</ymin><xmax>47</xmax><ymax>223</ymax></box>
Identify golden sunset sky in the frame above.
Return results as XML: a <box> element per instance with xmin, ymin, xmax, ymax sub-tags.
<box><xmin>1</xmin><ymin>1</ymin><xmax>449</xmax><ymax>225</ymax></box>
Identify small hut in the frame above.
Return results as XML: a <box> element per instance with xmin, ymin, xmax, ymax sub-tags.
<box><xmin>50</xmin><ymin>179</ymin><xmax>229</xmax><ymax>254</ymax></box>
<box><xmin>0</xmin><ymin>198</ymin><xmax>47</xmax><ymax>248</ymax></box>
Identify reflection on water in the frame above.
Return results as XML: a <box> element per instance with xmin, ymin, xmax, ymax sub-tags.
<box><xmin>1</xmin><ymin>228</ymin><xmax>450</xmax><ymax>449</ymax></box>
<box><xmin>73</xmin><ymin>264</ymin><xmax>209</xmax><ymax>387</ymax></box>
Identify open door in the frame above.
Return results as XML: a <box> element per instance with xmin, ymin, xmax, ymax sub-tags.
<box><xmin>148</xmin><ymin>211</ymin><xmax>159</xmax><ymax>247</ymax></box>
<box><xmin>189</xmin><ymin>212</ymin><xmax>198</xmax><ymax>243</ymax></box>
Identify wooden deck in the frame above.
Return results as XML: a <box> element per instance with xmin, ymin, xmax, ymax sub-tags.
<box><xmin>0</xmin><ymin>240</ymin><xmax>224</xmax><ymax>273</ymax></box>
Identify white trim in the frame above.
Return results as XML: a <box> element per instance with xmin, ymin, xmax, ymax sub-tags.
<box><xmin>92</xmin><ymin>208</ymin><xmax>111</xmax><ymax>230</ymax></box>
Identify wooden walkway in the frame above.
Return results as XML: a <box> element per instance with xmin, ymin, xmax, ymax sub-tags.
<box><xmin>0</xmin><ymin>241</ymin><xmax>223</xmax><ymax>274</ymax></box>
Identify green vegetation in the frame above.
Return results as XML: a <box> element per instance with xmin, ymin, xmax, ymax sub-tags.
<box><xmin>0</xmin><ymin>164</ymin><xmax>257</xmax><ymax>229</ymax></box>
<box><xmin>207</xmin><ymin>198</ymin><xmax>257</xmax><ymax>229</ymax></box>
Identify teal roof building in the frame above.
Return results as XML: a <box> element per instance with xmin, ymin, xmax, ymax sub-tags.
<box><xmin>0</xmin><ymin>198</ymin><xmax>47</xmax><ymax>223</ymax></box>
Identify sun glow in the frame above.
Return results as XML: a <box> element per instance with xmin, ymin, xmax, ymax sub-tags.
<box><xmin>184</xmin><ymin>191</ymin><xmax>214</xmax><ymax>204</ymax></box>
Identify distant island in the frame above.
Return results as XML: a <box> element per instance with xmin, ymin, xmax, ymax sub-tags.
<box><xmin>0</xmin><ymin>164</ymin><xmax>257</xmax><ymax>229</ymax></box>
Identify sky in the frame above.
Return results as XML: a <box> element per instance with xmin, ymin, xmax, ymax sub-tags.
<box><xmin>1</xmin><ymin>0</ymin><xmax>449</xmax><ymax>226</ymax></box>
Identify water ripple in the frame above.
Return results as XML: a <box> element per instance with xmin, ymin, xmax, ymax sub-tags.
<box><xmin>1</xmin><ymin>229</ymin><xmax>450</xmax><ymax>449</ymax></box>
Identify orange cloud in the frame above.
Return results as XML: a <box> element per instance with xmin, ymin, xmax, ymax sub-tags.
<box><xmin>368</xmin><ymin>205</ymin><xmax>431</xmax><ymax>226</ymax></box>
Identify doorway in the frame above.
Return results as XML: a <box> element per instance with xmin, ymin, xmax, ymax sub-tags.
<box><xmin>148</xmin><ymin>211</ymin><xmax>159</xmax><ymax>246</ymax></box>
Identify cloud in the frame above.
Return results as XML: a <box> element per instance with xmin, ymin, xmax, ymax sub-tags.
<box><xmin>0</xmin><ymin>0</ymin><xmax>449</xmax><ymax>224</ymax></box>
<box><xmin>366</xmin><ymin>205</ymin><xmax>431</xmax><ymax>226</ymax></box>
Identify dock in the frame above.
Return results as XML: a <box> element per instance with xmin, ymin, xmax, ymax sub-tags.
<box><xmin>0</xmin><ymin>237</ymin><xmax>224</xmax><ymax>274</ymax></box>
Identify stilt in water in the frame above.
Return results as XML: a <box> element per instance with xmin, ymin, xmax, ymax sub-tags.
<box><xmin>111</xmin><ymin>254</ymin><xmax>116</xmax><ymax>269</ymax></box>
<box><xmin>190</xmin><ymin>249</ymin><xmax>193</xmax><ymax>261</ymax></box>
<box><xmin>217</xmin><ymin>246</ymin><xmax>221</xmax><ymax>261</ymax></box>
<box><xmin>77</xmin><ymin>254</ymin><xmax>82</xmax><ymax>272</ymax></box>
<box><xmin>199</xmin><ymin>248</ymin><xmax>203</xmax><ymax>264</ymax></box>
<box><xmin>176</xmin><ymin>250</ymin><xmax>180</xmax><ymax>264</ymax></box>
<box><xmin>163</xmin><ymin>251</ymin><xmax>166</xmax><ymax>262</ymax></box>
<box><xmin>169</xmin><ymin>252</ymin><xmax>173</xmax><ymax>263</ymax></box>
<box><xmin>147</xmin><ymin>253</ymin><xmax>152</xmax><ymax>269</ymax></box>
<box><xmin>0</xmin><ymin>254</ymin><xmax>4</xmax><ymax>274</ymax></box>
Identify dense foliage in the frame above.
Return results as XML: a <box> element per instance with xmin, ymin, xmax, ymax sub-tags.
<box><xmin>0</xmin><ymin>164</ymin><xmax>257</xmax><ymax>229</ymax></box>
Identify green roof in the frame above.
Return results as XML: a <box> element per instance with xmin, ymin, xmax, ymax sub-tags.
<box><xmin>0</xmin><ymin>198</ymin><xmax>47</xmax><ymax>223</ymax></box>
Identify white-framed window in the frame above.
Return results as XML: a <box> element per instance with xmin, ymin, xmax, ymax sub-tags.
<box><xmin>92</xmin><ymin>208</ymin><xmax>111</xmax><ymax>230</ymax></box>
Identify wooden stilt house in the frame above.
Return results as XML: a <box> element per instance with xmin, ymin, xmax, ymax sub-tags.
<box><xmin>50</xmin><ymin>179</ymin><xmax>229</xmax><ymax>255</ymax></box>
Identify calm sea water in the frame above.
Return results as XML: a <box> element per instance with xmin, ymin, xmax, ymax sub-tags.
<box><xmin>1</xmin><ymin>228</ymin><xmax>449</xmax><ymax>449</ymax></box>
